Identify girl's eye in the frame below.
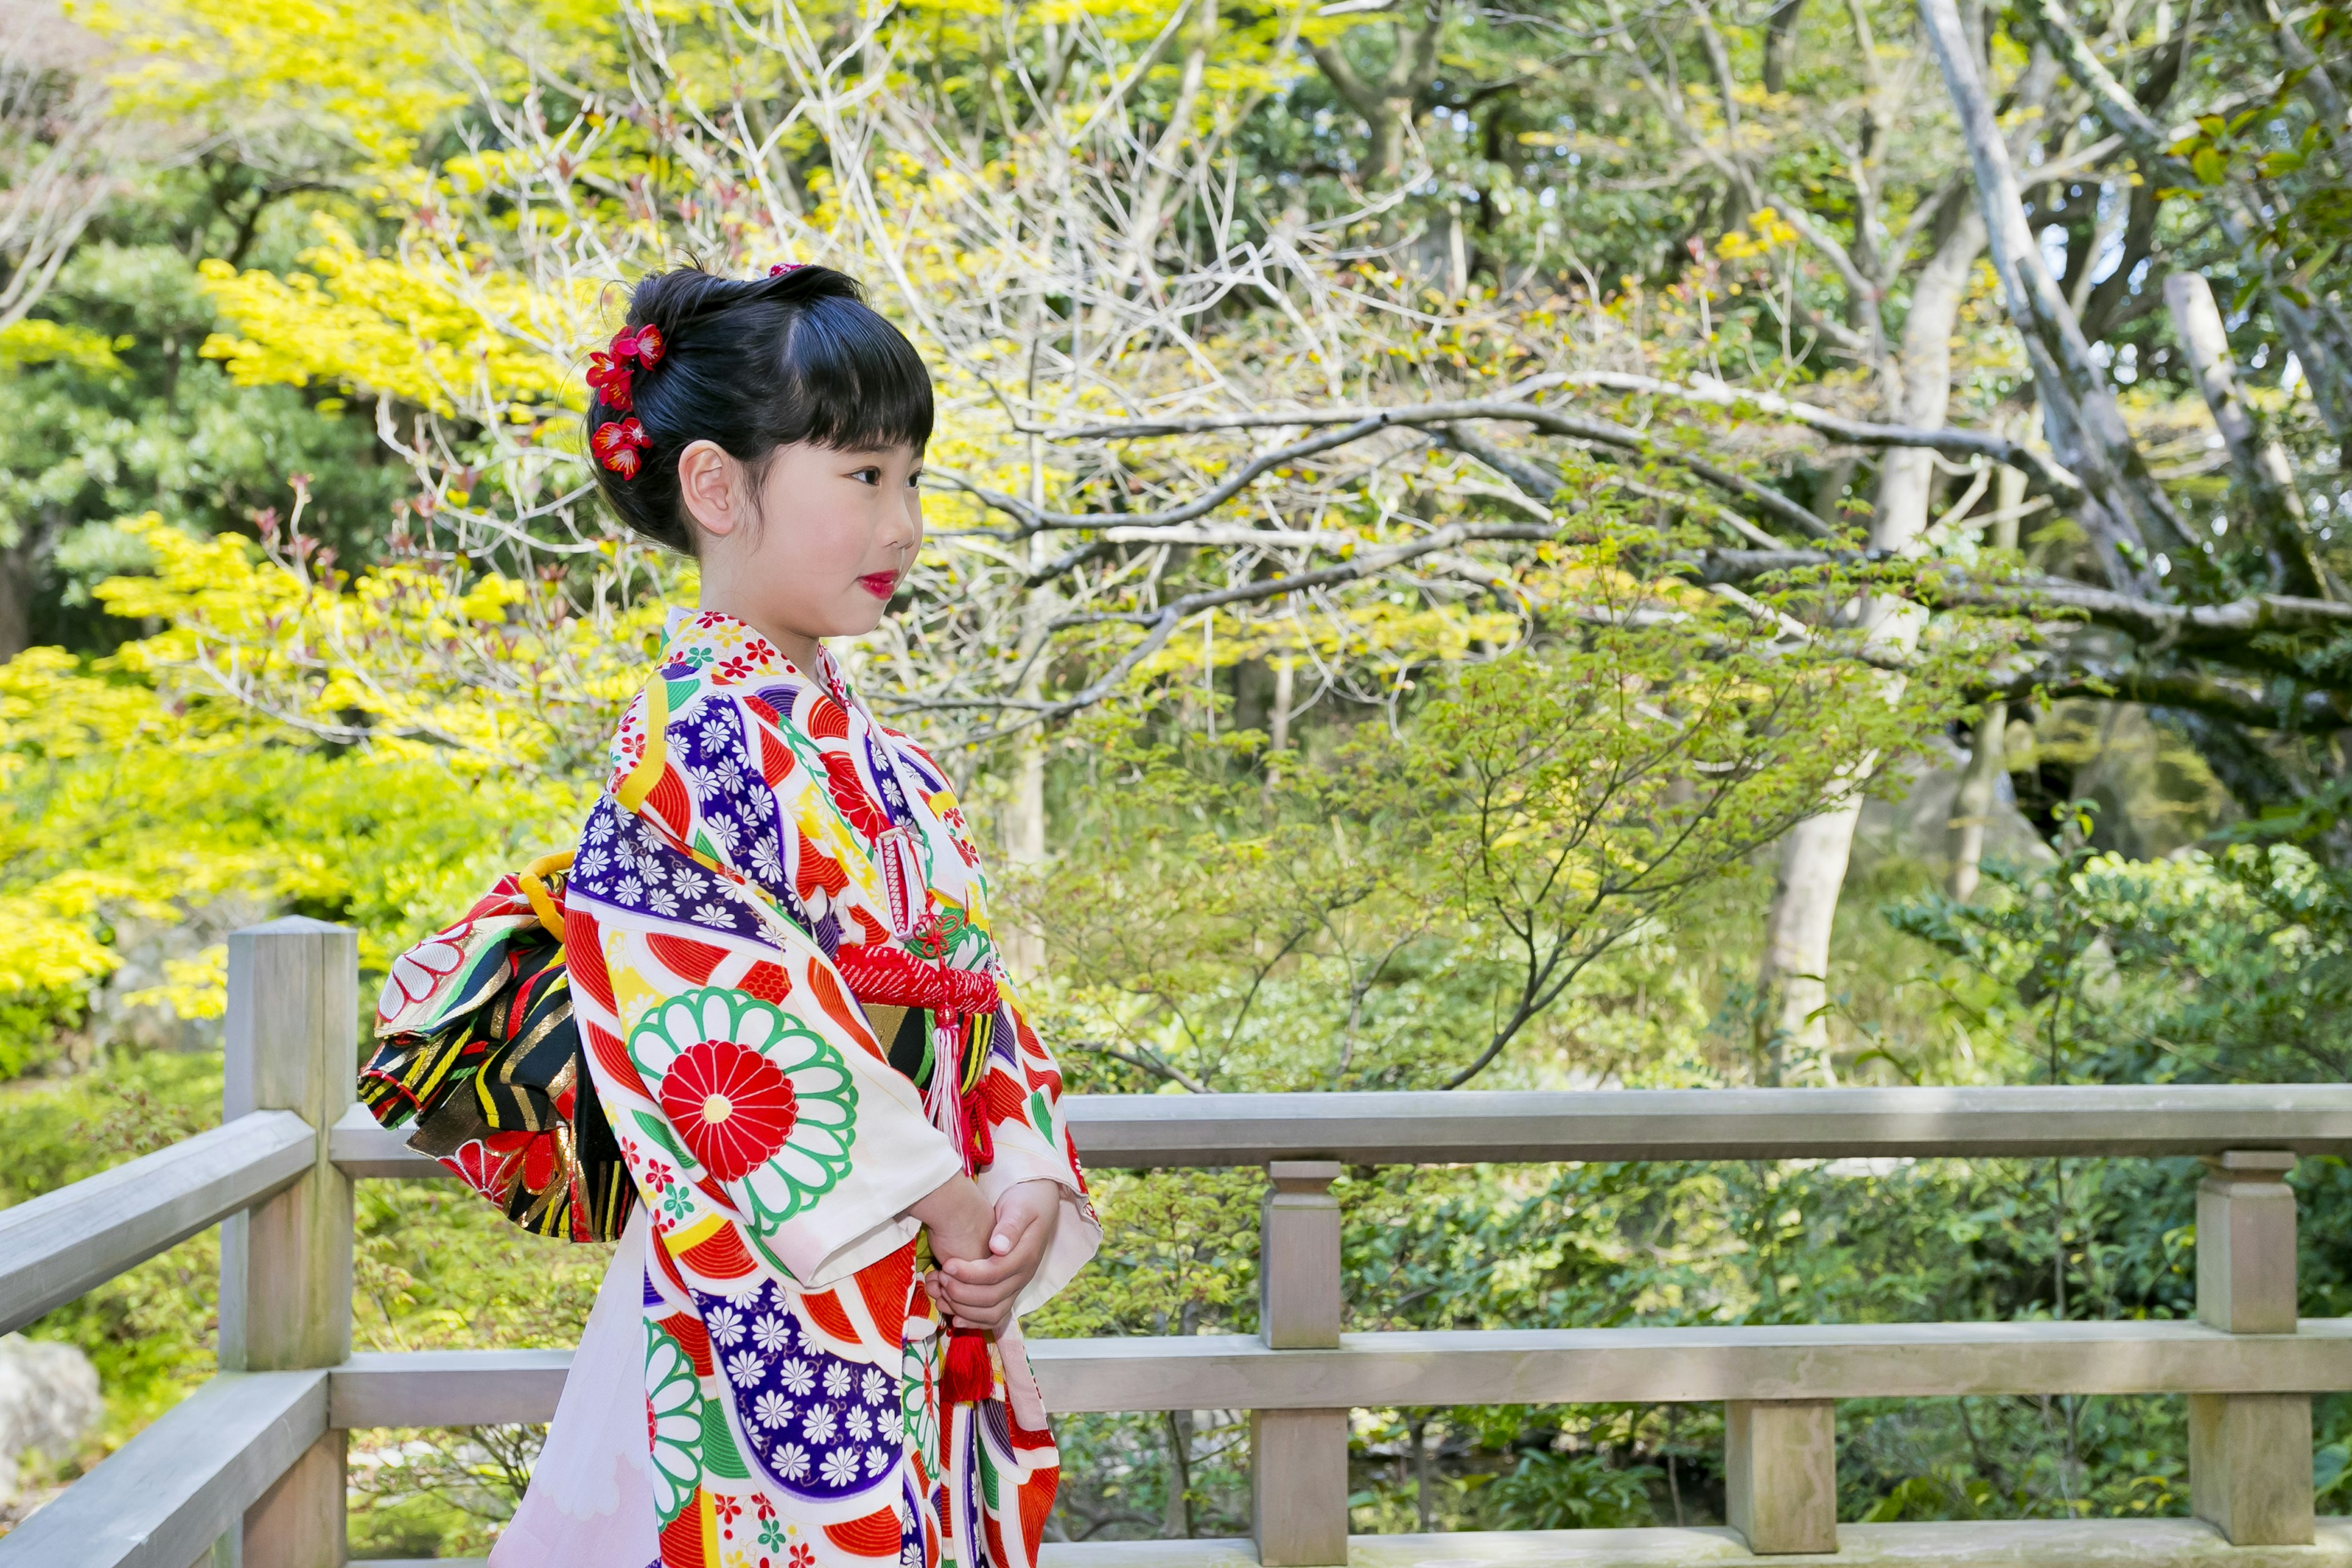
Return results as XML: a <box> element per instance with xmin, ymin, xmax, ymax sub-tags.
<box><xmin>851</xmin><ymin>466</ymin><xmax>882</xmax><ymax>485</ymax></box>
<box><xmin>906</xmin><ymin>471</ymin><xmax>922</xmax><ymax>488</ymax></box>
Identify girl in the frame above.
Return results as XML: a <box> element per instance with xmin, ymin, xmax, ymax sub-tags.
<box><xmin>493</xmin><ymin>265</ymin><xmax>1098</xmax><ymax>1568</ymax></box>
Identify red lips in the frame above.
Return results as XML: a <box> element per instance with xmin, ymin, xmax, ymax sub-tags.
<box><xmin>859</xmin><ymin>572</ymin><xmax>899</xmax><ymax>598</ymax></box>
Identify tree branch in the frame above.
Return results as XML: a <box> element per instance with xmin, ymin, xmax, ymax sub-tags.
<box><xmin>1556</xmin><ymin>372</ymin><xmax>2084</xmax><ymax>499</ymax></box>
<box><xmin>1980</xmin><ymin>662</ymin><xmax>2351</xmax><ymax>731</ymax></box>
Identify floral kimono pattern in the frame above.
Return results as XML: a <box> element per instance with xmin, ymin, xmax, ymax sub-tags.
<box><xmin>543</xmin><ymin>609</ymin><xmax>1096</xmax><ymax>1568</ymax></box>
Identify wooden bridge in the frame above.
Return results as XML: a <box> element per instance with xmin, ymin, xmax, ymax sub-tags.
<box><xmin>6</xmin><ymin>919</ymin><xmax>2352</xmax><ymax>1568</ymax></box>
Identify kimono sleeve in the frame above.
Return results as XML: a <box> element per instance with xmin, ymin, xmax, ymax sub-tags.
<box><xmin>976</xmin><ymin>999</ymin><xmax>1101</xmax><ymax>1316</ymax></box>
<box><xmin>567</xmin><ymin>726</ymin><xmax>964</xmax><ymax>1293</ymax></box>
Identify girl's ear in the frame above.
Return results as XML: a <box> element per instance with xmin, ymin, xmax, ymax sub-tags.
<box><xmin>677</xmin><ymin>439</ymin><xmax>742</xmax><ymax>538</ymax></box>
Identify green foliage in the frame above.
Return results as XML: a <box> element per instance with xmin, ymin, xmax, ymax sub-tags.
<box><xmin>1027</xmin><ymin>533</ymin><xmax>1950</xmax><ymax>1095</ymax></box>
<box><xmin>1485</xmin><ymin>1450</ymin><xmax>1660</xmax><ymax>1530</ymax></box>
<box><xmin>1890</xmin><ymin>815</ymin><xmax>2352</xmax><ymax>1084</ymax></box>
<box><xmin>3</xmin><ymin>241</ymin><xmax>402</xmax><ymax>652</ymax></box>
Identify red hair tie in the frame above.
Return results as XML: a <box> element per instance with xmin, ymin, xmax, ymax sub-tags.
<box><xmin>768</xmin><ymin>262</ymin><xmax>803</xmax><ymax>276</ymax></box>
<box><xmin>590</xmin><ymin>417</ymin><xmax>650</xmax><ymax>478</ymax></box>
<box><xmin>584</xmin><ymin>323</ymin><xmax>665</xmax><ymax>415</ymax></box>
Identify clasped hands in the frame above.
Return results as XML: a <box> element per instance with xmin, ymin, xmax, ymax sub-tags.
<box><xmin>905</xmin><ymin>1175</ymin><xmax>1061</xmax><ymax>1333</ymax></box>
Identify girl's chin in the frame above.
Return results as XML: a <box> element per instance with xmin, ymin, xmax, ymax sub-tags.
<box><xmin>821</xmin><ymin>600</ymin><xmax>892</xmax><ymax>636</ymax></box>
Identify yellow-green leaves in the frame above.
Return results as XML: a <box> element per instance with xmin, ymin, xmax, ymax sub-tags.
<box><xmin>197</xmin><ymin>217</ymin><xmax>576</xmax><ymax>417</ymax></box>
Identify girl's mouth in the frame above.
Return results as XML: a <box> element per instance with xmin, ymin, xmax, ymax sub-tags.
<box><xmin>859</xmin><ymin>572</ymin><xmax>899</xmax><ymax>599</ymax></box>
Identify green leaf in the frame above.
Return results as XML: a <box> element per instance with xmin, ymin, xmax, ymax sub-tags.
<box><xmin>2192</xmin><ymin>147</ymin><xmax>2229</xmax><ymax>184</ymax></box>
<box><xmin>633</xmin><ymin>1109</ymin><xmax>688</xmax><ymax>1166</ymax></box>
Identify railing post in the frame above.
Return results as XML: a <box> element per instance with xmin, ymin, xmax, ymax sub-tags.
<box><xmin>2190</xmin><ymin>1149</ymin><xmax>2311</xmax><ymax>1547</ymax></box>
<box><xmin>219</xmin><ymin>919</ymin><xmax>357</xmax><ymax>1568</ymax></box>
<box><xmin>1253</xmin><ymin>1159</ymin><xmax>1347</xmax><ymax>1567</ymax></box>
<box><xmin>1725</xmin><ymin>1400</ymin><xmax>1838</xmax><ymax>1555</ymax></box>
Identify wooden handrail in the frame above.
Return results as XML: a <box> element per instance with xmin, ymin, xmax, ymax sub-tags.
<box><xmin>0</xmin><ymin>1369</ymin><xmax>327</xmax><ymax>1568</ymax></box>
<box><xmin>325</xmin><ymin>1319</ymin><xmax>2352</xmax><ymax>1429</ymax></box>
<box><xmin>328</xmin><ymin>1084</ymin><xmax>2352</xmax><ymax>1178</ymax></box>
<box><xmin>0</xmin><ymin>1109</ymin><xmax>314</xmax><ymax>1336</ymax></box>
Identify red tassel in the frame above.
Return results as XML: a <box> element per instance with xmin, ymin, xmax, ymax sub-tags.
<box><xmin>940</xmin><ymin>1327</ymin><xmax>993</xmax><ymax>1407</ymax></box>
<box><xmin>960</xmin><ymin>1082</ymin><xmax>995</xmax><ymax>1170</ymax></box>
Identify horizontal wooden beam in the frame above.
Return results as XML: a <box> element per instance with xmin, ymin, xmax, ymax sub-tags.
<box><xmin>328</xmin><ymin>1319</ymin><xmax>2352</xmax><ymax>1430</ymax></box>
<box><xmin>332</xmin><ymin>1087</ymin><xmax>2352</xmax><ymax>1178</ymax></box>
<box><xmin>319</xmin><ymin>1518</ymin><xmax>2352</xmax><ymax>1568</ymax></box>
<box><xmin>333</xmin><ymin>1349</ymin><xmax>574</xmax><ymax>1428</ymax></box>
<box><xmin>0</xmin><ymin>1109</ymin><xmax>314</xmax><ymax>1334</ymax></box>
<box><xmin>1052</xmin><ymin>1085</ymin><xmax>2352</xmax><ymax>1166</ymax></box>
<box><xmin>0</xmin><ymin>1369</ymin><xmax>326</xmax><ymax>1568</ymax></box>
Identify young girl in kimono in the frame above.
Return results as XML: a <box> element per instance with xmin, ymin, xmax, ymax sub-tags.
<box><xmin>492</xmin><ymin>265</ymin><xmax>1099</xmax><ymax>1568</ymax></box>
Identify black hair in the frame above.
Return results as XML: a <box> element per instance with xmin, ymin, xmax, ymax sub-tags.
<box><xmin>585</xmin><ymin>264</ymin><xmax>934</xmax><ymax>555</ymax></box>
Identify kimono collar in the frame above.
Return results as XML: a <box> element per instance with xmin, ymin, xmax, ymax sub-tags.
<box><xmin>660</xmin><ymin>606</ymin><xmax>853</xmax><ymax>706</ymax></box>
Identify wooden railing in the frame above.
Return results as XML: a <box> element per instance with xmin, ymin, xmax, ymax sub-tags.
<box><xmin>5</xmin><ymin>919</ymin><xmax>2352</xmax><ymax>1568</ymax></box>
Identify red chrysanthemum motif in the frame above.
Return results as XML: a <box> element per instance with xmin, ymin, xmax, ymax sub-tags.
<box><xmin>592</xmin><ymin>418</ymin><xmax>652</xmax><ymax>478</ymax></box>
<box><xmin>584</xmin><ymin>349</ymin><xmax>634</xmax><ymax>412</ymax></box>
<box><xmin>657</xmin><ymin>1037</ymin><xmax>797</xmax><ymax>1181</ymax></box>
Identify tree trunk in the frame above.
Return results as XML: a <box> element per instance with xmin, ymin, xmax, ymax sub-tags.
<box><xmin>1949</xmin><ymin>448</ymin><xmax>2028</xmax><ymax>898</ymax></box>
<box><xmin>1161</xmin><ymin>1408</ymin><xmax>1194</xmax><ymax>1537</ymax></box>
<box><xmin>2164</xmin><ymin>270</ymin><xmax>2332</xmax><ymax>598</ymax></box>
<box><xmin>1264</xmin><ymin>653</ymin><xmax>1296</xmax><ymax>801</ymax></box>
<box><xmin>1412</xmin><ymin>1414</ymin><xmax>1434</xmax><ymax>1531</ymax></box>
<box><xmin>1763</xmin><ymin>0</ymin><xmax>1807</xmax><ymax>92</ymax></box>
<box><xmin>1757</xmin><ymin>801</ymin><xmax>1863</xmax><ymax>1082</ymax></box>
<box><xmin>1754</xmin><ymin>208</ymin><xmax>1985</xmax><ymax>1074</ymax></box>
<box><xmin>1000</xmin><ymin>482</ymin><xmax>1058</xmax><ymax>978</ymax></box>
<box><xmin>1112</xmin><ymin>1</ymin><xmax>1215</xmax><ymax>294</ymax></box>
<box><xmin>0</xmin><ymin>514</ymin><xmax>55</xmax><ymax>662</ymax></box>
<box><xmin>1922</xmin><ymin>0</ymin><xmax>2198</xmax><ymax>591</ymax></box>
<box><xmin>1307</xmin><ymin>2</ymin><xmax>1445</xmax><ymax>184</ymax></box>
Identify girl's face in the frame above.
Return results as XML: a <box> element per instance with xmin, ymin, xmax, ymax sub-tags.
<box><xmin>679</xmin><ymin>437</ymin><xmax>925</xmax><ymax>667</ymax></box>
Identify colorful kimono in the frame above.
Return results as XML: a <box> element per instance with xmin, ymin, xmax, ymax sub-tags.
<box><xmin>488</xmin><ymin>609</ymin><xmax>1098</xmax><ymax>1568</ymax></box>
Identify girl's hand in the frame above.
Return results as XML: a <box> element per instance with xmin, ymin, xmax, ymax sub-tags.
<box><xmin>905</xmin><ymin>1174</ymin><xmax>993</xmax><ymax>1268</ymax></box>
<box><xmin>925</xmin><ymin>1180</ymin><xmax>1063</xmax><ymax>1333</ymax></box>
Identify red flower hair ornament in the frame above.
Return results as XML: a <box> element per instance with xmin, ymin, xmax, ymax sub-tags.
<box><xmin>584</xmin><ymin>323</ymin><xmax>665</xmax><ymax>414</ymax></box>
<box><xmin>590</xmin><ymin>417</ymin><xmax>651</xmax><ymax>479</ymax></box>
<box><xmin>587</xmin><ymin>322</ymin><xmax>665</xmax><ymax>478</ymax></box>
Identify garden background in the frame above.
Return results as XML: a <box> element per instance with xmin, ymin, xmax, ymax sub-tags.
<box><xmin>4</xmin><ymin>0</ymin><xmax>2352</xmax><ymax>1553</ymax></box>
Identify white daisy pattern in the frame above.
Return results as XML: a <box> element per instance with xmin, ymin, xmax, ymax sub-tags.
<box><xmin>847</xmin><ymin>1407</ymin><xmax>875</xmax><ymax>1443</ymax></box>
<box><xmin>774</xmin><ymin>1443</ymin><xmax>811</xmax><ymax>1482</ymax></box>
<box><xmin>823</xmin><ymin>1363</ymin><xmax>852</xmax><ymax>1400</ymax></box>
<box><xmin>804</xmin><ymin>1404</ymin><xmax>839</xmax><ymax>1444</ymax></box>
<box><xmin>753</xmin><ymin>1314</ymin><xmax>792</xmax><ymax>1355</ymax></box>
<box><xmin>754</xmin><ymin>1390</ymin><xmax>794</xmax><ymax>1429</ymax></box>
<box><xmin>780</xmin><ymin>1358</ymin><xmax>815</xmax><ymax>1396</ymax></box>
<box><xmin>727</xmin><ymin>1350</ymin><xmax>766</xmax><ymax>1388</ymax></box>
<box><xmin>820</xmin><ymin>1449</ymin><xmax>860</xmax><ymax>1488</ymax></box>
<box><xmin>861</xmin><ymin>1368</ymin><xmax>890</xmax><ymax>1406</ymax></box>
<box><xmin>748</xmin><ymin>833</ymin><xmax>785</xmax><ymax>883</ymax></box>
<box><xmin>707</xmin><ymin>1306</ymin><xmax>745</xmax><ymax>1347</ymax></box>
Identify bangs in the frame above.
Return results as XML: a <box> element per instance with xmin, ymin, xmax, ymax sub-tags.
<box><xmin>781</xmin><ymin>298</ymin><xmax>936</xmax><ymax>452</ymax></box>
